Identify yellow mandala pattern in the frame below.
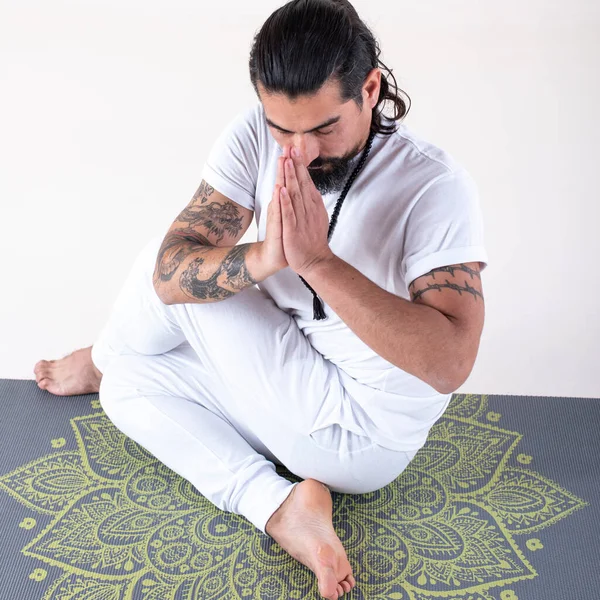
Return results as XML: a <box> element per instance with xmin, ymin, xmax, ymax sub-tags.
<box><xmin>0</xmin><ymin>394</ymin><xmax>589</xmax><ymax>599</ymax></box>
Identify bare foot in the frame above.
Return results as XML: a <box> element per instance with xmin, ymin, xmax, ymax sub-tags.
<box><xmin>265</xmin><ymin>479</ymin><xmax>356</xmax><ymax>600</ymax></box>
<box><xmin>34</xmin><ymin>346</ymin><xmax>102</xmax><ymax>396</ymax></box>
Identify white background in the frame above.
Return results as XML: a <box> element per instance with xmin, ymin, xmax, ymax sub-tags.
<box><xmin>1</xmin><ymin>0</ymin><xmax>598</xmax><ymax>396</ymax></box>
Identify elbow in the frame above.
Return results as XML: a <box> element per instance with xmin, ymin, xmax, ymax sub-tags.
<box><xmin>432</xmin><ymin>363</ymin><xmax>471</xmax><ymax>395</ymax></box>
<box><xmin>152</xmin><ymin>282</ymin><xmax>173</xmax><ymax>306</ymax></box>
<box><xmin>430</xmin><ymin>329</ymin><xmax>480</xmax><ymax>394</ymax></box>
<box><xmin>152</xmin><ymin>256</ymin><xmax>180</xmax><ymax>305</ymax></box>
<box><xmin>434</xmin><ymin>379</ymin><xmax>462</xmax><ymax>395</ymax></box>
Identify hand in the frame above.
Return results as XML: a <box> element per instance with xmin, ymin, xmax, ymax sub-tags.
<box><xmin>280</xmin><ymin>147</ymin><xmax>335</xmax><ymax>277</ymax></box>
<box><xmin>260</xmin><ymin>146</ymin><xmax>290</xmax><ymax>274</ymax></box>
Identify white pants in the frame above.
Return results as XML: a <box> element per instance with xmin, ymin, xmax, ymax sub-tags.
<box><xmin>92</xmin><ymin>235</ymin><xmax>417</xmax><ymax>535</ymax></box>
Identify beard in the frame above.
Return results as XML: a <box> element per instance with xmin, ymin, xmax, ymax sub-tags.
<box><xmin>307</xmin><ymin>137</ymin><xmax>368</xmax><ymax>195</ymax></box>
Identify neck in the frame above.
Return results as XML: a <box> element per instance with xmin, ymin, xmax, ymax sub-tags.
<box><xmin>358</xmin><ymin>121</ymin><xmax>374</xmax><ymax>153</ymax></box>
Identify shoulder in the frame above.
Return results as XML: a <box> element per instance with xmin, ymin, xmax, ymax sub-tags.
<box><xmin>377</xmin><ymin>121</ymin><xmax>468</xmax><ymax>188</ymax></box>
<box><xmin>387</xmin><ymin>122</ymin><xmax>461</xmax><ymax>169</ymax></box>
<box><xmin>222</xmin><ymin>102</ymin><xmax>272</xmax><ymax>156</ymax></box>
<box><xmin>237</xmin><ymin>101</ymin><xmax>265</xmax><ymax>129</ymax></box>
<box><xmin>377</xmin><ymin>123</ymin><xmax>478</xmax><ymax>213</ymax></box>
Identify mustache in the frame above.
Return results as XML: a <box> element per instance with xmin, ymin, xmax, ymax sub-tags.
<box><xmin>309</xmin><ymin>158</ymin><xmax>341</xmax><ymax>169</ymax></box>
<box><xmin>309</xmin><ymin>147</ymin><xmax>362</xmax><ymax>170</ymax></box>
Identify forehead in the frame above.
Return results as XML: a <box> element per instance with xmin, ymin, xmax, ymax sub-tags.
<box><xmin>258</xmin><ymin>80</ymin><xmax>355</xmax><ymax>131</ymax></box>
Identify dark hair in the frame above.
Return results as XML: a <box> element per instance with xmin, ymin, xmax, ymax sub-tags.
<box><xmin>248</xmin><ymin>0</ymin><xmax>411</xmax><ymax>136</ymax></box>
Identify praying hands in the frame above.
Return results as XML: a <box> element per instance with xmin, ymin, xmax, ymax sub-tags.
<box><xmin>263</xmin><ymin>145</ymin><xmax>335</xmax><ymax>278</ymax></box>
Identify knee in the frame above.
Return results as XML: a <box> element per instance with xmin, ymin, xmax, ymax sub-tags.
<box><xmin>328</xmin><ymin>476</ymin><xmax>397</xmax><ymax>495</ymax></box>
<box><xmin>313</xmin><ymin>468</ymin><xmax>400</xmax><ymax>496</ymax></box>
<box><xmin>338</xmin><ymin>475</ymin><xmax>387</xmax><ymax>495</ymax></box>
<box><xmin>360</xmin><ymin>449</ymin><xmax>419</xmax><ymax>492</ymax></box>
<box><xmin>325</xmin><ymin>449</ymin><xmax>418</xmax><ymax>495</ymax></box>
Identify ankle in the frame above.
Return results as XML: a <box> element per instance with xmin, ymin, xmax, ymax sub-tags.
<box><xmin>265</xmin><ymin>491</ymin><xmax>293</xmax><ymax>537</ymax></box>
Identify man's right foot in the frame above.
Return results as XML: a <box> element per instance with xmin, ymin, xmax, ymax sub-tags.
<box><xmin>266</xmin><ymin>479</ymin><xmax>356</xmax><ymax>599</ymax></box>
<box><xmin>34</xmin><ymin>346</ymin><xmax>102</xmax><ymax>396</ymax></box>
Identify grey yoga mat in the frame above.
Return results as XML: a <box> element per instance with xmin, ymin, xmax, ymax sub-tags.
<box><xmin>0</xmin><ymin>379</ymin><xmax>598</xmax><ymax>599</ymax></box>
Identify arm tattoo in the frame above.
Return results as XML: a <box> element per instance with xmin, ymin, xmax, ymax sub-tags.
<box><xmin>179</xmin><ymin>201</ymin><xmax>243</xmax><ymax>244</ymax></box>
<box><xmin>180</xmin><ymin>257</ymin><xmax>234</xmax><ymax>301</ymax></box>
<box><xmin>153</xmin><ymin>228</ymin><xmax>212</xmax><ymax>285</ymax></box>
<box><xmin>409</xmin><ymin>263</ymin><xmax>484</xmax><ymax>302</ymax></box>
<box><xmin>219</xmin><ymin>245</ymin><xmax>259</xmax><ymax>291</ymax></box>
<box><xmin>153</xmin><ymin>179</ymin><xmax>253</xmax><ymax>300</ymax></box>
<box><xmin>178</xmin><ymin>181</ymin><xmax>242</xmax><ymax>244</ymax></box>
<box><xmin>192</xmin><ymin>180</ymin><xmax>215</xmax><ymax>204</ymax></box>
<box><xmin>180</xmin><ymin>244</ymin><xmax>258</xmax><ymax>301</ymax></box>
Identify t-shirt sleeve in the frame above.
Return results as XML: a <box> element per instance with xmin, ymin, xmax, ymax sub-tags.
<box><xmin>401</xmin><ymin>168</ymin><xmax>489</xmax><ymax>287</ymax></box>
<box><xmin>199</xmin><ymin>107</ymin><xmax>260</xmax><ymax>211</ymax></box>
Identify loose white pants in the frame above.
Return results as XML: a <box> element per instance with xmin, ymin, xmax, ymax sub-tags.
<box><xmin>92</xmin><ymin>235</ymin><xmax>417</xmax><ymax>535</ymax></box>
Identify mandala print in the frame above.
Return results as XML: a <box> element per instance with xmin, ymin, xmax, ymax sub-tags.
<box><xmin>0</xmin><ymin>394</ymin><xmax>588</xmax><ymax>599</ymax></box>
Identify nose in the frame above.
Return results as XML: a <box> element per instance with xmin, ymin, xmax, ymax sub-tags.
<box><xmin>288</xmin><ymin>136</ymin><xmax>319</xmax><ymax>166</ymax></box>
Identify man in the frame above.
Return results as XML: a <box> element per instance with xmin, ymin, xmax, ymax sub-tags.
<box><xmin>33</xmin><ymin>1</ymin><xmax>488</xmax><ymax>598</ymax></box>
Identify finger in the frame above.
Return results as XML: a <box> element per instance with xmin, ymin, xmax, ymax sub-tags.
<box><xmin>276</xmin><ymin>157</ymin><xmax>285</xmax><ymax>189</ymax></box>
<box><xmin>280</xmin><ymin>186</ymin><xmax>297</xmax><ymax>230</ymax></box>
<box><xmin>268</xmin><ymin>185</ymin><xmax>282</xmax><ymax>236</ymax></box>
<box><xmin>284</xmin><ymin>157</ymin><xmax>306</xmax><ymax>219</ymax></box>
<box><xmin>291</xmin><ymin>147</ymin><xmax>316</xmax><ymax>202</ymax></box>
<box><xmin>276</xmin><ymin>145</ymin><xmax>288</xmax><ymax>189</ymax></box>
<box><xmin>270</xmin><ymin>181</ymin><xmax>279</xmax><ymax>221</ymax></box>
<box><xmin>272</xmin><ymin>188</ymin><xmax>282</xmax><ymax>233</ymax></box>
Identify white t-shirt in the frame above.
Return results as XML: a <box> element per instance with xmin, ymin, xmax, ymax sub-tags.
<box><xmin>201</xmin><ymin>102</ymin><xmax>489</xmax><ymax>451</ymax></box>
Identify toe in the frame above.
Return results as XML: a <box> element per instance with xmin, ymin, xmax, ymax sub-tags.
<box><xmin>337</xmin><ymin>583</ymin><xmax>344</xmax><ymax>597</ymax></box>
<box><xmin>318</xmin><ymin>566</ymin><xmax>340</xmax><ymax>600</ymax></box>
<box><xmin>38</xmin><ymin>378</ymin><xmax>49</xmax><ymax>390</ymax></box>
<box><xmin>340</xmin><ymin>580</ymin><xmax>351</xmax><ymax>593</ymax></box>
<box><xmin>35</xmin><ymin>368</ymin><xmax>49</xmax><ymax>383</ymax></box>
<box><xmin>33</xmin><ymin>361</ymin><xmax>46</xmax><ymax>376</ymax></box>
<box><xmin>346</xmin><ymin>573</ymin><xmax>356</xmax><ymax>588</ymax></box>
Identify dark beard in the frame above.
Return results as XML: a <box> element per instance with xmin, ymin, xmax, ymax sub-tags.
<box><xmin>308</xmin><ymin>140</ymin><xmax>366</xmax><ymax>195</ymax></box>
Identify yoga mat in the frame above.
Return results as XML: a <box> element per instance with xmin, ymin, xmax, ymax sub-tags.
<box><xmin>0</xmin><ymin>379</ymin><xmax>597</xmax><ymax>599</ymax></box>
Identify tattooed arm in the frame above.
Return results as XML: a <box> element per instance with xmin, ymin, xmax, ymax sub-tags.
<box><xmin>153</xmin><ymin>181</ymin><xmax>276</xmax><ymax>305</ymax></box>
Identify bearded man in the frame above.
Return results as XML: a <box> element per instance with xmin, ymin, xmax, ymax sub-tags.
<box><xmin>34</xmin><ymin>1</ymin><xmax>488</xmax><ymax>598</ymax></box>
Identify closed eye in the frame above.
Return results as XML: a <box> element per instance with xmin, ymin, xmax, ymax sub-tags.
<box><xmin>271</xmin><ymin>126</ymin><xmax>334</xmax><ymax>136</ymax></box>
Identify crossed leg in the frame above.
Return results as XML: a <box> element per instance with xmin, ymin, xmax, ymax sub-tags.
<box><xmin>35</xmin><ymin>234</ymin><xmax>416</xmax><ymax>599</ymax></box>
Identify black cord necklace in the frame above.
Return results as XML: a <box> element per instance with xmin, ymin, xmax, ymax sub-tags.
<box><xmin>298</xmin><ymin>127</ymin><xmax>376</xmax><ymax>320</ymax></box>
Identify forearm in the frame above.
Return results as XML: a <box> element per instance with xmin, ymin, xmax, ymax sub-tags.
<box><xmin>153</xmin><ymin>231</ymin><xmax>274</xmax><ymax>305</ymax></box>
<box><xmin>301</xmin><ymin>255</ymin><xmax>460</xmax><ymax>393</ymax></box>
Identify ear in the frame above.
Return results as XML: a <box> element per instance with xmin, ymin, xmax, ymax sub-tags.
<box><xmin>363</xmin><ymin>68</ymin><xmax>381</xmax><ymax>109</ymax></box>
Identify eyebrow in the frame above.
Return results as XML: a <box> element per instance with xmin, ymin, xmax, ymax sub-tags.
<box><xmin>264</xmin><ymin>115</ymin><xmax>341</xmax><ymax>134</ymax></box>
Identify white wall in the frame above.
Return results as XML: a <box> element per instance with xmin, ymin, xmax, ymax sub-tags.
<box><xmin>1</xmin><ymin>0</ymin><xmax>598</xmax><ymax>397</ymax></box>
